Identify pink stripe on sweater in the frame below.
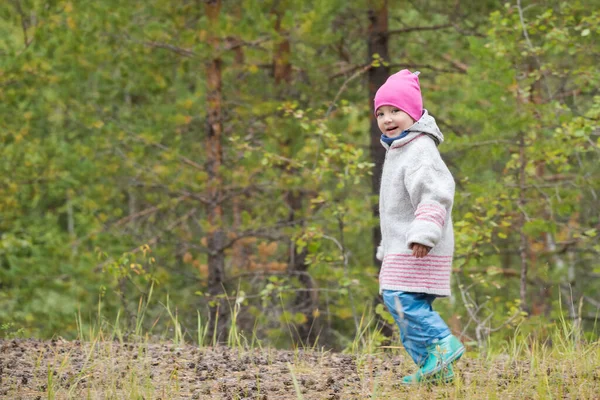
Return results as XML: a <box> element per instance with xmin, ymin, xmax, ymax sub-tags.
<box><xmin>383</xmin><ymin>270</ymin><xmax>451</xmax><ymax>277</ymax></box>
<box><xmin>384</xmin><ymin>254</ymin><xmax>453</xmax><ymax>259</ymax></box>
<box><xmin>416</xmin><ymin>208</ymin><xmax>445</xmax><ymax>221</ymax></box>
<box><xmin>416</xmin><ymin>209</ymin><xmax>446</xmax><ymax>219</ymax></box>
<box><xmin>379</xmin><ymin>278</ymin><xmax>449</xmax><ymax>288</ymax></box>
<box><xmin>416</xmin><ymin>211</ymin><xmax>445</xmax><ymax>223</ymax></box>
<box><xmin>384</xmin><ymin>261</ymin><xmax>450</xmax><ymax>267</ymax></box>
<box><xmin>381</xmin><ymin>273</ymin><xmax>449</xmax><ymax>282</ymax></box>
<box><xmin>381</xmin><ymin>279</ymin><xmax>450</xmax><ymax>288</ymax></box>
<box><xmin>416</xmin><ymin>205</ymin><xmax>446</xmax><ymax>227</ymax></box>
<box><xmin>381</xmin><ymin>266</ymin><xmax>451</xmax><ymax>274</ymax></box>
<box><xmin>382</xmin><ymin>265</ymin><xmax>450</xmax><ymax>272</ymax></box>
<box><xmin>379</xmin><ymin>270</ymin><xmax>450</xmax><ymax>278</ymax></box>
<box><xmin>382</xmin><ymin>260</ymin><xmax>452</xmax><ymax>267</ymax></box>
<box><xmin>382</xmin><ymin>267</ymin><xmax>451</xmax><ymax>275</ymax></box>
<box><xmin>382</xmin><ymin>274</ymin><xmax>450</xmax><ymax>281</ymax></box>
<box><xmin>417</xmin><ymin>203</ymin><xmax>446</xmax><ymax>213</ymax></box>
<box><xmin>383</xmin><ymin>267</ymin><xmax>450</xmax><ymax>273</ymax></box>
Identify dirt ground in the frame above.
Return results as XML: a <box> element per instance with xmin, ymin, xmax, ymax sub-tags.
<box><xmin>0</xmin><ymin>338</ymin><xmax>598</xmax><ymax>399</ymax></box>
<box><xmin>0</xmin><ymin>338</ymin><xmax>429</xmax><ymax>399</ymax></box>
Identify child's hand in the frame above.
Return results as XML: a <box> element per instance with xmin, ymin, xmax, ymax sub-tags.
<box><xmin>411</xmin><ymin>243</ymin><xmax>431</xmax><ymax>258</ymax></box>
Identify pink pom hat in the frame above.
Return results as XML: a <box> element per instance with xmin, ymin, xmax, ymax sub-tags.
<box><xmin>374</xmin><ymin>69</ymin><xmax>423</xmax><ymax>122</ymax></box>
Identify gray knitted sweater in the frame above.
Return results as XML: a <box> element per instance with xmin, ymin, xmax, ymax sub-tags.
<box><xmin>376</xmin><ymin>110</ymin><xmax>455</xmax><ymax>296</ymax></box>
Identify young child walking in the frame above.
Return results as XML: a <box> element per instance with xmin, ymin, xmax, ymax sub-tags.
<box><xmin>374</xmin><ymin>69</ymin><xmax>464</xmax><ymax>384</ymax></box>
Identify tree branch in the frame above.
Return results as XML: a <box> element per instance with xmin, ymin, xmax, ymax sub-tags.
<box><xmin>387</xmin><ymin>24</ymin><xmax>452</xmax><ymax>35</ymax></box>
<box><xmin>328</xmin><ymin>63</ymin><xmax>369</xmax><ymax>80</ymax></box>
<box><xmin>221</xmin><ymin>220</ymin><xmax>303</xmax><ymax>251</ymax></box>
<box><xmin>387</xmin><ymin>63</ymin><xmax>465</xmax><ymax>74</ymax></box>
<box><xmin>10</xmin><ymin>0</ymin><xmax>32</xmax><ymax>48</ymax></box>
<box><xmin>223</xmin><ymin>36</ymin><xmax>270</xmax><ymax>51</ymax></box>
<box><xmin>142</xmin><ymin>36</ymin><xmax>270</xmax><ymax>58</ymax></box>
<box><xmin>516</xmin><ymin>0</ymin><xmax>552</xmax><ymax>100</ymax></box>
<box><xmin>144</xmin><ymin>41</ymin><xmax>196</xmax><ymax>57</ymax></box>
<box><xmin>441</xmin><ymin>53</ymin><xmax>468</xmax><ymax>73</ymax></box>
<box><xmin>326</xmin><ymin>64</ymin><xmax>372</xmax><ymax>117</ymax></box>
<box><xmin>451</xmin><ymin>139</ymin><xmax>513</xmax><ymax>149</ymax></box>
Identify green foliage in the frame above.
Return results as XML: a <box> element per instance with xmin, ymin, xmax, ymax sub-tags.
<box><xmin>444</xmin><ymin>0</ymin><xmax>600</xmax><ymax>337</ymax></box>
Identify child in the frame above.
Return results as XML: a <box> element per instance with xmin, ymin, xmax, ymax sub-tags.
<box><xmin>374</xmin><ymin>69</ymin><xmax>464</xmax><ymax>384</ymax></box>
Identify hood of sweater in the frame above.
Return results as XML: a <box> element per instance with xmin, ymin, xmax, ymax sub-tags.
<box><xmin>379</xmin><ymin>109</ymin><xmax>444</xmax><ymax>150</ymax></box>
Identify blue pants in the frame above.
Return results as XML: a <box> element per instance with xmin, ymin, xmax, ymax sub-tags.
<box><xmin>382</xmin><ymin>290</ymin><xmax>451</xmax><ymax>366</ymax></box>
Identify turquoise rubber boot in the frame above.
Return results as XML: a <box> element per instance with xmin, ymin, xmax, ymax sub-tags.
<box><xmin>401</xmin><ymin>363</ymin><xmax>455</xmax><ymax>385</ymax></box>
<box><xmin>401</xmin><ymin>335</ymin><xmax>465</xmax><ymax>385</ymax></box>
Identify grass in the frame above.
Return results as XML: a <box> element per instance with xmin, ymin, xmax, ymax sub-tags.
<box><xmin>2</xmin><ymin>294</ymin><xmax>599</xmax><ymax>399</ymax></box>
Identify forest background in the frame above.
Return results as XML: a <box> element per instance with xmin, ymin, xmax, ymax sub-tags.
<box><xmin>0</xmin><ymin>0</ymin><xmax>598</xmax><ymax>351</ymax></box>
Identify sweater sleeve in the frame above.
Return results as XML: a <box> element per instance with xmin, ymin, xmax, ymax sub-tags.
<box><xmin>404</xmin><ymin>163</ymin><xmax>455</xmax><ymax>249</ymax></box>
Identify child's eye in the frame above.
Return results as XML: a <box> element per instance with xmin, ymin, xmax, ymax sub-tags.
<box><xmin>392</xmin><ymin>109</ymin><xmax>399</xmax><ymax>113</ymax></box>
<box><xmin>376</xmin><ymin>112</ymin><xmax>384</xmax><ymax>117</ymax></box>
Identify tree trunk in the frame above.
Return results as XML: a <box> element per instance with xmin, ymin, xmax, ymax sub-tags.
<box><xmin>205</xmin><ymin>0</ymin><xmax>228</xmax><ymax>341</ymax></box>
<box><xmin>367</xmin><ymin>0</ymin><xmax>389</xmax><ymax>265</ymax></box>
<box><xmin>272</xmin><ymin>7</ymin><xmax>320</xmax><ymax>346</ymax></box>
<box><xmin>286</xmin><ymin>191</ymin><xmax>320</xmax><ymax>346</ymax></box>
<box><xmin>517</xmin><ymin>130</ymin><xmax>529</xmax><ymax>313</ymax></box>
<box><xmin>273</xmin><ymin>13</ymin><xmax>292</xmax><ymax>86</ymax></box>
<box><xmin>367</xmin><ymin>0</ymin><xmax>394</xmax><ymax>339</ymax></box>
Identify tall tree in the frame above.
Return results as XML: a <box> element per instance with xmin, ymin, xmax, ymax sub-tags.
<box><xmin>204</xmin><ymin>0</ymin><xmax>228</xmax><ymax>337</ymax></box>
<box><xmin>367</xmin><ymin>0</ymin><xmax>389</xmax><ymax>265</ymax></box>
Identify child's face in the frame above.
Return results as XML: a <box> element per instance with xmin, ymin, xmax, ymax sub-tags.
<box><xmin>376</xmin><ymin>105</ymin><xmax>415</xmax><ymax>137</ymax></box>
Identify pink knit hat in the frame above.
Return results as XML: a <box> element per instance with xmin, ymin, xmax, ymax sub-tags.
<box><xmin>374</xmin><ymin>69</ymin><xmax>423</xmax><ymax>122</ymax></box>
